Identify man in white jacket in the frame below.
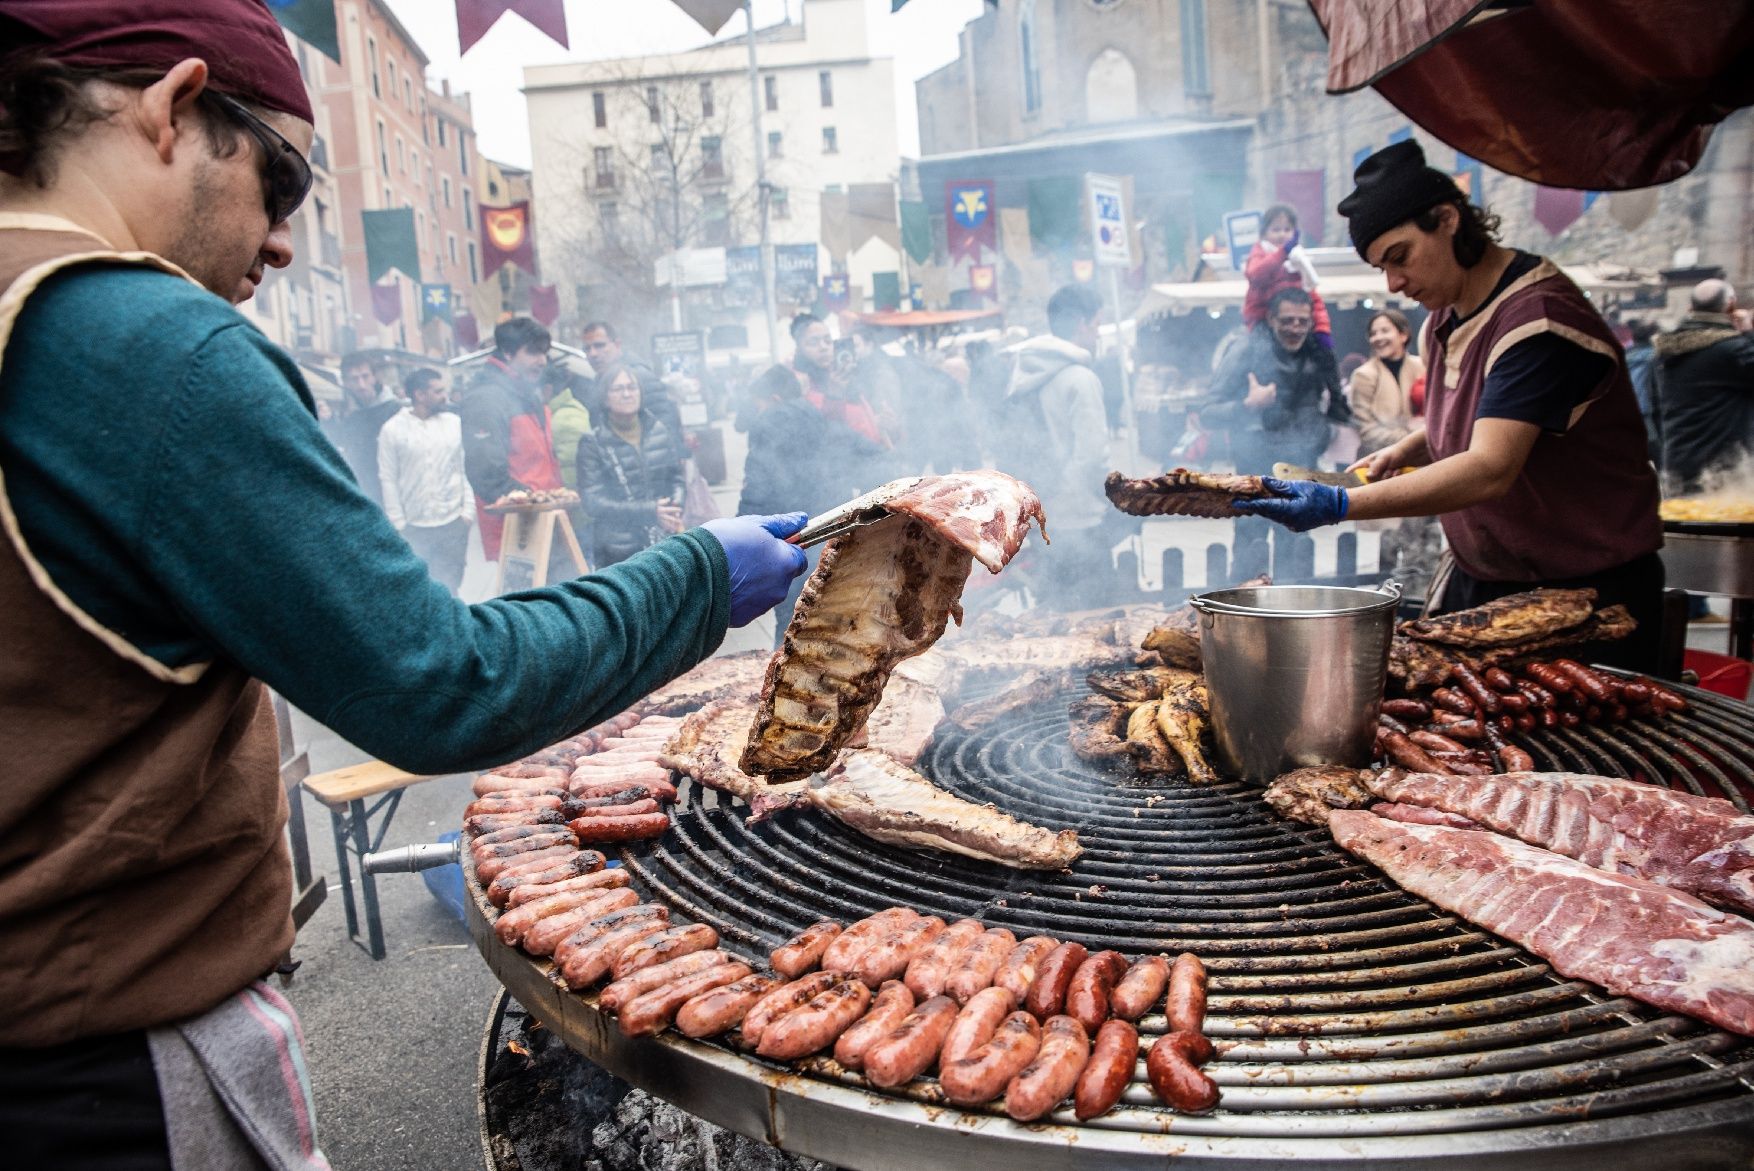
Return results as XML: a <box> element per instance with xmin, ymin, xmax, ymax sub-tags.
<box><xmin>999</xmin><ymin>284</ymin><xmax>1112</xmax><ymax>605</ymax></box>
<box><xmin>378</xmin><ymin>368</ymin><xmax>473</xmax><ymax>594</ymax></box>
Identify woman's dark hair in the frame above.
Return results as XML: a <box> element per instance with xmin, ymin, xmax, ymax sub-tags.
<box><xmin>0</xmin><ymin>55</ymin><xmax>244</xmax><ymax>188</ymax></box>
<box><xmin>1368</xmin><ymin>308</ymin><xmax>1412</xmax><ymax>338</ymax></box>
<box><xmin>1412</xmin><ymin>198</ymin><xmax>1502</xmax><ymax>268</ymax></box>
<box><xmin>1262</xmin><ymin>203</ymin><xmax>1298</xmax><ymax>231</ymax></box>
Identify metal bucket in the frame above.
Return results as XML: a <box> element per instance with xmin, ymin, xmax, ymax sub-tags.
<box><xmin>1189</xmin><ymin>583</ymin><xmax>1401</xmax><ymax>784</ymax></box>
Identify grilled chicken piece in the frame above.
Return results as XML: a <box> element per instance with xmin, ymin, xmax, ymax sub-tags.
<box><xmin>1387</xmin><ymin>634</ymin><xmax>1466</xmax><ymax>689</ymax></box>
<box><xmin>1066</xmin><ymin>697</ymin><xmax>1133</xmax><ymax>769</ymax></box>
<box><xmin>1153</xmin><ymin>670</ymin><xmax>1217</xmax><ymax>785</ymax></box>
<box><xmin>809</xmin><ymin>749</ymin><xmax>1081</xmax><ymax>870</ymax></box>
<box><xmin>1401</xmin><ymin>588</ymin><xmax>1596</xmax><ymax>648</ymax></box>
<box><xmin>660</xmin><ymin>700</ymin><xmax>810</xmax><ymax>822</ymax></box>
<box><xmin>744</xmin><ymin>473</ymin><xmax>1045</xmax><ymax>782</ymax></box>
<box><xmin>1104</xmin><ymin>469</ymin><xmax>1276</xmax><ymax>519</ymax></box>
<box><xmin>1487</xmin><ymin>605</ymin><xmax>1636</xmax><ymax>663</ymax></box>
<box><xmin>1086</xmin><ymin>666</ymin><xmax>1192</xmax><ymax>704</ymax></box>
<box><xmin>949</xmin><ymin>670</ymin><xmax>1065</xmax><ymax>731</ymax></box>
<box><xmin>1124</xmin><ymin>701</ymin><xmax>1180</xmax><ymax>775</ymax></box>
<box><xmin>1140</xmin><ymin>625</ymin><xmax>1202</xmax><ymax>670</ymax></box>
<box><xmin>1263</xmin><ymin>766</ymin><xmax>1376</xmax><ymax>826</ymax></box>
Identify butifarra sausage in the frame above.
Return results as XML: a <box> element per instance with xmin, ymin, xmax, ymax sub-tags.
<box><xmin>862</xmin><ymin>995</ymin><xmax>958</xmax><ymax>1089</ymax></box>
<box><xmin>609</xmin><ymin>923</ymin><xmax>720</xmax><ymax>981</ymax></box>
<box><xmin>854</xmin><ymin>917</ymin><xmax>946</xmax><ymax>988</ymax></box>
<box><xmin>770</xmin><ymin>921</ymin><xmax>843</xmax><ymax>980</ymax></box>
<box><xmin>741</xmin><ymin>973</ymin><xmax>839</xmax><ymax>1048</ymax></box>
<box><xmin>1063</xmin><ymin>950</ymin><xmax>1127</xmax><ymax>1034</ymax></box>
<box><xmin>1024</xmin><ymin>942</ymin><xmax>1088</xmax><ymax>1020</ymax></box>
<box><xmin>493</xmin><ymin>886</ymin><xmax>636</xmax><ymax>948</ymax></box>
<box><xmin>675</xmin><ymin>975</ymin><xmax>779</xmax><ymax>1039</ymax></box>
<box><xmin>1074</xmin><ymin>1019</ymin><xmax>1138</xmax><ymax>1120</ymax></box>
<box><xmin>938</xmin><ymin>1011</ymin><xmax>1042</xmax><ymax>1107</ymax></box>
<box><xmin>755</xmin><ymin>979</ymin><xmax>873</xmax><ymax>1060</ymax></box>
<box><xmin>1146</xmin><ymin>1030</ymin><xmax>1218</xmax><ymax>1113</ymax></box>
<box><xmin>993</xmin><ymin>936</ymin><xmax>1059</xmax><ymax>1003</ymax></box>
<box><xmin>1166</xmin><ymin>953</ymin><xmax>1208</xmax><ymax>1035</ymax></box>
<box><xmin>1004</xmin><ymin>1015</ymin><xmax>1090</xmax><ymax>1121</ymax></box>
<box><xmin>940</xmin><ymin>986</ymin><xmax>1015</xmax><ymax>1066</ymax></box>
<box><xmin>944</xmin><ymin>928</ymin><xmax>1018</xmax><ymax>1005</ymax></box>
<box><xmin>599</xmin><ymin>949</ymin><xmax>736</xmax><ymax>1012</ymax></box>
<box><xmin>1109</xmin><ymin>955</ymin><xmax>1169</xmax><ymax>1021</ymax></box>
<box><xmin>832</xmin><ymin>980</ymin><xmax>915</xmax><ymax>1071</ymax></box>
<box><xmin>502</xmin><ymin>866</ymin><xmax>626</xmax><ymax>909</ymax></box>
<box><xmin>568</xmin><ymin>812</ymin><xmax>670</xmax><ymax>843</ymax></box>
<box><xmin>902</xmin><ymin>918</ymin><xmax>986</xmax><ymax>1000</ymax></box>
<box><xmin>820</xmin><ymin>908</ymin><xmax>917</xmax><ymax>973</ymax></box>
<box><xmin>617</xmin><ymin>961</ymin><xmax>752</xmax><ymax>1038</ymax></box>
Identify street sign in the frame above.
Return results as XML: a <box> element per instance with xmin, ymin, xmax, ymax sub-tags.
<box><xmin>1223</xmin><ymin>209</ymin><xmax>1263</xmax><ymax>272</ymax></box>
<box><xmin>1087</xmin><ymin>173</ymin><xmax>1131</xmax><ymax>267</ymax></box>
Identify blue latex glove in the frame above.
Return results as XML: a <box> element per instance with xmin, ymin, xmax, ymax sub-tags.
<box><xmin>1284</xmin><ymin>228</ymin><xmax>1301</xmax><ymax>254</ymax></box>
<box><xmin>1232</xmin><ymin>477</ymin><xmax>1348</xmax><ymax>533</ymax></box>
<box><xmin>1314</xmin><ymin>330</ymin><xmax>1335</xmax><ymax>351</ymax></box>
<box><xmin>702</xmin><ymin>512</ymin><xmax>809</xmax><ymax>626</ymax></box>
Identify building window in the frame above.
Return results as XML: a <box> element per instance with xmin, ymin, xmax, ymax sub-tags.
<box><xmin>387</xmin><ymin>56</ymin><xmax>396</xmax><ymax>99</ymax></box>
<box><xmin>702</xmin><ymin>192</ymin><xmax>729</xmax><ymax>246</ymax></box>
<box><xmin>593</xmin><ymin>91</ymin><xmax>607</xmax><ymax>128</ymax></box>
<box><xmin>441</xmin><ymin>175</ymin><xmax>452</xmax><ymax>208</ymax></box>
<box><xmin>600</xmin><ymin>201</ymin><xmax>619</xmax><ymax>234</ymax></box>
<box><xmin>436</xmin><ymin>118</ymin><xmax>447</xmax><ymax>148</ymax></box>
<box><xmin>701</xmin><ymin>135</ymin><xmax>724</xmax><ymax>180</ymax></box>
<box><xmin>768</xmin><ymin>130</ymin><xmax>783</xmax><ymax>158</ymax></box>
<box><xmin>1180</xmin><ymin>0</ymin><xmax>1212</xmax><ymax>103</ymax></box>
<box><xmin>463</xmin><ymin>188</ymin><xmax>474</xmax><ymax>230</ymax></box>
<box><xmin>368</xmin><ymin>37</ymin><xmax>380</xmax><ymax>98</ymax></box>
<box><xmin>700</xmin><ymin>80</ymin><xmax>714</xmax><ymax>117</ymax></box>
<box><xmin>819</xmin><ymin>70</ymin><xmax>834</xmax><ymax>107</ymax></box>
<box><xmin>468</xmin><ymin>240</ymin><xmax>479</xmax><ymax>284</ymax></box>
<box><xmin>396</xmin><ymin>135</ymin><xmax>406</xmax><ymax>174</ymax></box>
<box><xmin>646</xmin><ymin>85</ymin><xmax>660</xmax><ymax>123</ymax></box>
<box><xmin>764</xmin><ymin>75</ymin><xmax>778</xmax><ymax>112</ymax></box>
<box><xmin>403</xmin><ymin>76</ymin><xmax>413</xmax><ymax>112</ymax></box>
<box><xmin>822</xmin><ymin>126</ymin><xmax>839</xmax><ymax>154</ymax></box>
<box><xmin>594</xmin><ymin>146</ymin><xmax>615</xmax><ymax>188</ymax></box>
<box><xmin>459</xmin><ymin>136</ymin><xmax>469</xmax><ymax>176</ymax></box>
<box><xmin>771</xmin><ymin>186</ymin><xmax>789</xmax><ymax>220</ymax></box>
<box><xmin>1019</xmin><ymin>0</ymin><xmax>1042</xmax><ymax>116</ymax></box>
<box><xmin>448</xmin><ymin>234</ymin><xmax>459</xmax><ymax>265</ymax></box>
<box><xmin>376</xmin><ymin>120</ymin><xmax>389</xmax><ymax>175</ymax></box>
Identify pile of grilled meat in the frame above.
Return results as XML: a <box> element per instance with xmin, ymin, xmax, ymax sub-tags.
<box><xmin>474</xmin><ymin>844</ymin><xmax>1223</xmax><ymax>1121</ymax></box>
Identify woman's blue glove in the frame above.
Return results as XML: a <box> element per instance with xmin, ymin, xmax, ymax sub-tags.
<box><xmin>1284</xmin><ymin>228</ymin><xmax>1301</xmax><ymax>254</ymax></box>
<box><xmin>1231</xmin><ymin>477</ymin><xmax>1348</xmax><ymax>533</ymax></box>
<box><xmin>702</xmin><ymin>513</ymin><xmax>810</xmax><ymax>626</ymax></box>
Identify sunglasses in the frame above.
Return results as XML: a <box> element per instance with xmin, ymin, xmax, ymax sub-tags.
<box><xmin>203</xmin><ymin>91</ymin><xmax>313</xmax><ymax>225</ymax></box>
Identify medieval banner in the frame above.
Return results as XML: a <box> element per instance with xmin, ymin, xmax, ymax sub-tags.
<box><xmin>480</xmin><ymin>201</ymin><xmax>537</xmax><ymax>280</ymax></box>
<box><xmin>945</xmin><ymin>179</ymin><xmax>996</xmax><ymax>264</ymax></box>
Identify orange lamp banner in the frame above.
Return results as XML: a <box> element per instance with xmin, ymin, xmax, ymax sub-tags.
<box><xmin>480</xmin><ymin>201</ymin><xmax>537</xmax><ymax>280</ymax></box>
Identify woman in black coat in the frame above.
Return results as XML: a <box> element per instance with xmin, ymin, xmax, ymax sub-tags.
<box><xmin>575</xmin><ymin>364</ymin><xmax>687</xmax><ymax>566</ymax></box>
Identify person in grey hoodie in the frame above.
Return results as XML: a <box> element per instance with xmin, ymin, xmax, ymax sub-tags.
<box><xmin>997</xmin><ymin>284</ymin><xmax>1113</xmax><ymax>605</ymax></box>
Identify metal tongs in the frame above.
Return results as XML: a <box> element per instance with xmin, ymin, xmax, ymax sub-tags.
<box><xmin>788</xmin><ymin>476</ymin><xmax>926</xmax><ymax>549</ymax></box>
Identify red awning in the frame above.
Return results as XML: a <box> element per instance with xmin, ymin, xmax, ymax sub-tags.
<box><xmin>1307</xmin><ymin>0</ymin><xmax>1754</xmax><ymax>189</ymax></box>
<box><xmin>853</xmin><ymin>308</ymin><xmax>1002</xmax><ymax>329</ymax></box>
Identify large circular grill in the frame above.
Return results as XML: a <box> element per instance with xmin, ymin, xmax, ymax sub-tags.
<box><xmin>468</xmin><ymin>680</ymin><xmax>1754</xmax><ymax>1169</ymax></box>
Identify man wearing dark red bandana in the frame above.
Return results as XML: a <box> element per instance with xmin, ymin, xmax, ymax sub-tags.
<box><xmin>0</xmin><ymin>3</ymin><xmax>807</xmax><ymax>1165</ymax></box>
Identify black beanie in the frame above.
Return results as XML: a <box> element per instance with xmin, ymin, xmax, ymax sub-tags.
<box><xmin>1337</xmin><ymin>141</ymin><xmax>1465</xmax><ymax>259</ymax></box>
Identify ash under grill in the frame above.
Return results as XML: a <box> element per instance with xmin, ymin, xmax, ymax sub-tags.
<box><xmin>476</xmin><ymin>681</ymin><xmax>1754</xmax><ymax>1169</ymax></box>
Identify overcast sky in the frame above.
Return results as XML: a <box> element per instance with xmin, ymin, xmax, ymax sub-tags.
<box><xmin>384</xmin><ymin>0</ymin><xmax>986</xmax><ymax>168</ymax></box>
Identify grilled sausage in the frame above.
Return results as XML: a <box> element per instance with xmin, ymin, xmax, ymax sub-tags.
<box><xmin>531</xmin><ymin>903</ymin><xmax>662</xmax><ymax>959</ymax></box>
<box><xmin>940</xmin><ymin>986</ymin><xmax>1016</xmax><ymax>1066</ymax></box>
<box><xmin>486</xmin><ymin>854</ymin><xmax>602</xmax><ymax>905</ymax></box>
<box><xmin>1523</xmin><ymin>662</ymin><xmax>1575</xmax><ymax>694</ymax></box>
<box><xmin>833</xmin><ymin>980</ymin><xmax>916</xmax><ymax>1071</ymax></box>
<box><xmin>617</xmin><ymin>961</ymin><xmax>752</xmax><ymax>1038</ymax></box>
<box><xmin>572</xmin><ymin>798</ymin><xmax>661</xmax><ymax>821</ymax></box>
<box><xmin>854</xmin><ymin>916</ymin><xmax>947</xmax><ymax>988</ymax></box>
<box><xmin>1483</xmin><ymin>666</ymin><xmax>1519</xmax><ymax>694</ymax></box>
<box><xmin>476</xmin><ymin>843</ymin><xmax>577</xmax><ymax>884</ymax></box>
<box><xmin>1376</xmin><ymin>713</ymin><xmax>1410</xmax><ymax>736</ymax></box>
<box><xmin>571</xmin><ymin>774</ymin><xmax>677</xmax><ymax>802</ymax></box>
<box><xmin>944</xmin><ymin>928</ymin><xmax>1018</xmax><ymax>1004</ymax></box>
<box><xmin>1427</xmin><ymin>712</ymin><xmax>1486</xmax><ymax>741</ymax></box>
<box><xmin>903</xmin><ymin>918</ymin><xmax>986</xmax><ymax>1000</ymax></box>
<box><xmin>756</xmin><ymin>979</ymin><xmax>873</xmax><ymax>1060</ymax></box>
<box><xmin>1377</xmin><ymin>729</ymin><xmax>1453</xmax><ymax>776</ymax></box>
<box><xmin>770</xmin><ymin>921</ymin><xmax>843</xmax><ymax>979</ymax></box>
<box><xmin>1146</xmin><ymin>1030</ymin><xmax>1219</xmax><ymax>1113</ymax></box>
<box><xmin>1166</xmin><ymin>953</ymin><xmax>1208</xmax><ymax>1035</ymax></box>
<box><xmin>1004</xmin><ymin>1015</ymin><xmax>1089</xmax><ymax>1121</ymax></box>
<box><xmin>487</xmin><ymin>763</ymin><xmax>570</xmax><ymax>780</ymax></box>
<box><xmin>556</xmin><ymin>907</ymin><xmax>671</xmax><ymax>987</ymax></box>
<box><xmin>1109</xmin><ymin>955</ymin><xmax>1169</xmax><ymax>1022</ymax></box>
<box><xmin>741</xmin><ymin>973</ymin><xmax>840</xmax><ymax>1047</ymax></box>
<box><xmin>465</xmin><ymin>794</ymin><xmax>566</xmax><ymax>818</ymax></box>
<box><xmin>1408</xmin><ymin>729</ymin><xmax>1468</xmax><ymax>756</ymax></box>
<box><xmin>464</xmin><ymin>809</ymin><xmax>566</xmax><ymax>836</ymax></box>
<box><xmin>994</xmin><ymin>936</ymin><xmax>1060</xmax><ymax>1003</ymax></box>
<box><xmin>610</xmin><ymin>923</ymin><xmax>721</xmax><ymax>981</ymax></box>
<box><xmin>568</xmin><ymin>812</ymin><xmax>670</xmax><ymax>843</ymax></box>
<box><xmin>600</xmin><ymin>948</ymin><xmax>736</xmax><ymax>1012</ymax></box>
<box><xmin>473</xmin><ymin>774</ymin><xmax>566</xmax><ymax>797</ymax></box>
<box><xmin>1619</xmin><ymin>680</ymin><xmax>1653</xmax><ymax>706</ymax></box>
<box><xmin>1552</xmin><ymin>659</ymin><xmax>1615</xmax><ymax>703</ymax></box>
<box><xmin>574</xmin><ymin>787</ymin><xmax>656</xmax><ymax>808</ymax></box>
<box><xmin>675</xmin><ymin>975</ymin><xmax>780</xmax><ymax>1039</ymax></box>
<box><xmin>1450</xmin><ymin>663</ymin><xmax>1501</xmax><ymax>714</ymax></box>
<box><xmin>1024</xmin><ymin>942</ymin><xmax>1088</xmax><ymax>1020</ymax></box>
<box><xmin>1429</xmin><ymin>687</ymin><xmax>1476</xmax><ymax>716</ymax></box>
<box><xmin>938</xmin><ymin>1011</ymin><xmax>1042</xmax><ymax>1107</ymax></box>
<box><xmin>1380</xmin><ymin>699</ymin><xmax>1432</xmax><ymax>721</ymax></box>
<box><xmin>503</xmin><ymin>865</ymin><xmax>627</xmax><ymax>909</ymax></box>
<box><xmin>863</xmin><ymin>995</ymin><xmax>959</xmax><ymax>1089</ymax></box>
<box><xmin>470</xmin><ymin>821</ymin><xmax>572</xmax><ymax>846</ymax></box>
<box><xmin>820</xmin><ymin>908</ymin><xmax>918</xmax><ymax>973</ymax></box>
<box><xmin>1646</xmin><ymin>681</ymin><xmax>1689</xmax><ymax>713</ymax></box>
<box><xmin>494</xmin><ymin>886</ymin><xmax>636</xmax><ymax>947</ymax></box>
<box><xmin>471</xmin><ymin>830</ymin><xmax>575</xmax><ymax>865</ymax></box>
<box><xmin>1074</xmin><ymin>1019</ymin><xmax>1138</xmax><ymax>1120</ymax></box>
<box><xmin>1064</xmin><ymin>950</ymin><xmax>1128</xmax><ymax>1034</ymax></box>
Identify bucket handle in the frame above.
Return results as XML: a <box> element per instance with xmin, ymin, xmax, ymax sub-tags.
<box><xmin>1187</xmin><ymin>577</ymin><xmax>1403</xmax><ymax>616</ymax></box>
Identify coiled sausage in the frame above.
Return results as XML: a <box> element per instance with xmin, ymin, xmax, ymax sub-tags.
<box><xmin>1146</xmin><ymin>1030</ymin><xmax>1218</xmax><ymax>1113</ymax></box>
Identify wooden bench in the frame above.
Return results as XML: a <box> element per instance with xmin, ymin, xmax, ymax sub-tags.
<box><xmin>304</xmin><ymin>761</ymin><xmax>444</xmax><ymax>960</ymax></box>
